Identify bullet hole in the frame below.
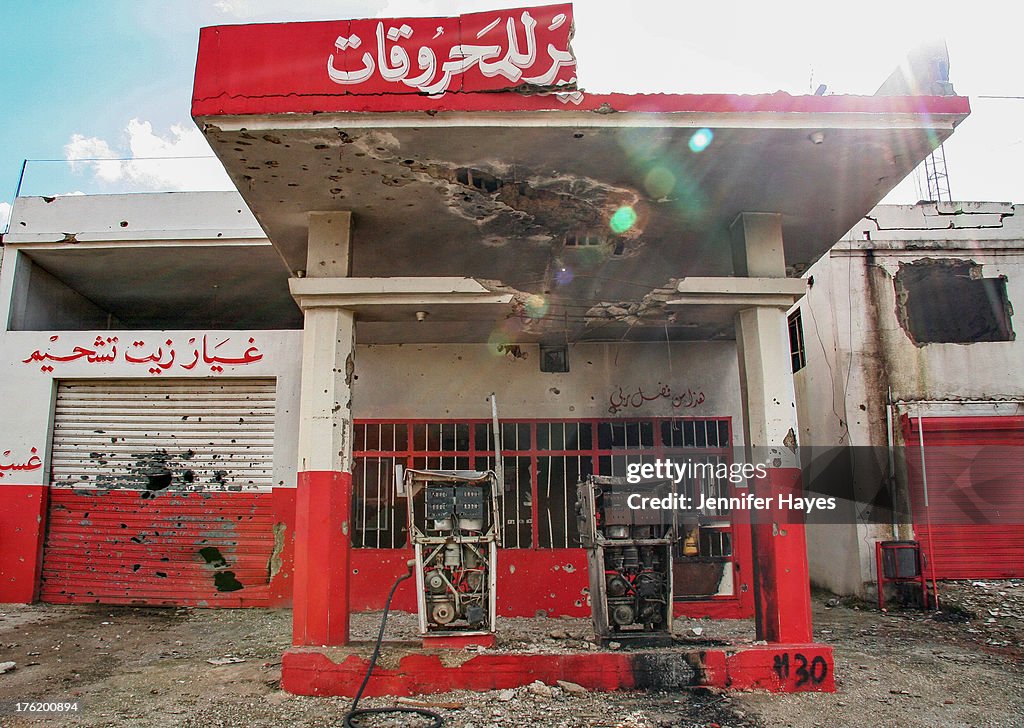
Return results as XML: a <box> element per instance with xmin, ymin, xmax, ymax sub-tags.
<box><xmin>147</xmin><ymin>472</ymin><xmax>173</xmax><ymax>491</ymax></box>
<box><xmin>155</xmin><ymin>572</ymin><xmax>167</xmax><ymax>578</ymax></box>
<box><xmin>132</xmin><ymin>564</ymin><xmax>141</xmax><ymax>572</ymax></box>
<box><xmin>119</xmin><ymin>221</ymin><xmax>128</xmax><ymax>228</ymax></box>
<box><xmin>199</xmin><ymin>547</ymin><xmax>229</xmax><ymax>568</ymax></box>
<box><xmin>214</xmin><ymin>572</ymin><xmax>244</xmax><ymax>592</ymax></box>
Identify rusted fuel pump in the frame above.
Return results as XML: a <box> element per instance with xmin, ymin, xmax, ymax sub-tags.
<box><xmin>401</xmin><ymin>468</ymin><xmax>501</xmax><ymax>645</ymax></box>
<box><xmin>576</xmin><ymin>475</ymin><xmax>681</xmax><ymax>647</ymax></box>
<box><xmin>396</xmin><ymin>394</ymin><xmax>504</xmax><ymax>646</ymax></box>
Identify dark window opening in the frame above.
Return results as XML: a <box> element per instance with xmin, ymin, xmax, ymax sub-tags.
<box><xmin>540</xmin><ymin>344</ymin><xmax>569</xmax><ymax>373</ymax></box>
<box><xmin>895</xmin><ymin>259</ymin><xmax>1014</xmax><ymax>345</ymax></box>
<box><xmin>788</xmin><ymin>308</ymin><xmax>807</xmax><ymax>372</ymax></box>
<box><xmin>454</xmin><ymin>167</ymin><xmax>502</xmax><ymax>194</ymax></box>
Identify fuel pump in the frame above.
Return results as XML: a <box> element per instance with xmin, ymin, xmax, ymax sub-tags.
<box><xmin>576</xmin><ymin>475</ymin><xmax>682</xmax><ymax>647</ymax></box>
<box><xmin>401</xmin><ymin>469</ymin><xmax>500</xmax><ymax>641</ymax></box>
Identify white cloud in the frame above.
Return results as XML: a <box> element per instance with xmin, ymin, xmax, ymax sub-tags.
<box><xmin>212</xmin><ymin>0</ymin><xmax>385</xmax><ymax>20</ymax></box>
<box><xmin>0</xmin><ymin>202</ymin><xmax>11</xmax><ymax>233</ymax></box>
<box><xmin>64</xmin><ymin>119</ymin><xmax>234</xmax><ymax>193</ymax></box>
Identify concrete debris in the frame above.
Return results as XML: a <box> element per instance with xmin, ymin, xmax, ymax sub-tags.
<box><xmin>527</xmin><ymin>680</ymin><xmax>555</xmax><ymax>698</ymax></box>
<box><xmin>584</xmin><ymin>280</ymin><xmax>680</xmax><ymax>327</ymax></box>
<box><xmin>1</xmin><ymin>589</ymin><xmax>1022</xmax><ymax>726</ymax></box>
<box><xmin>206</xmin><ymin>656</ymin><xmax>246</xmax><ymax>665</ymax></box>
<box><xmin>0</xmin><ymin>661</ymin><xmax>15</xmax><ymax>674</ymax></box>
<box><xmin>396</xmin><ymin>696</ymin><xmax>463</xmax><ymax>709</ymax></box>
<box><xmin>556</xmin><ymin>679</ymin><xmax>587</xmax><ymax>694</ymax></box>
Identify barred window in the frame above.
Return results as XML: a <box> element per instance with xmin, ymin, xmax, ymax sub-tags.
<box><xmin>352</xmin><ymin>417</ymin><xmax>733</xmax><ymax>550</ymax></box>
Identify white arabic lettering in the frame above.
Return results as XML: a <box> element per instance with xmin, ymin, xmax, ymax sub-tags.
<box><xmin>326</xmin><ymin>9</ymin><xmax>573</xmax><ymax>96</ymax></box>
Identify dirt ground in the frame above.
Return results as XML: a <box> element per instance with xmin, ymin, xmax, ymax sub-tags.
<box><xmin>0</xmin><ymin>581</ymin><xmax>1021</xmax><ymax>728</ymax></box>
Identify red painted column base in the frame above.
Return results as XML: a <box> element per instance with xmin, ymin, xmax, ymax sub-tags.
<box><xmin>422</xmin><ymin>633</ymin><xmax>496</xmax><ymax>650</ymax></box>
<box><xmin>0</xmin><ymin>485</ymin><xmax>49</xmax><ymax>604</ymax></box>
<box><xmin>750</xmin><ymin>467</ymin><xmax>814</xmax><ymax>644</ymax></box>
<box><xmin>281</xmin><ymin>643</ymin><xmax>834</xmax><ymax>696</ymax></box>
<box><xmin>292</xmin><ymin>471</ymin><xmax>353</xmax><ymax>646</ymax></box>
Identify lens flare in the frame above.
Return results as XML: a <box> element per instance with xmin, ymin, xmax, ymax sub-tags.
<box><xmin>644</xmin><ymin>167</ymin><xmax>676</xmax><ymax>198</ymax></box>
<box><xmin>555</xmin><ymin>266</ymin><xmax>574</xmax><ymax>286</ymax></box>
<box><xmin>487</xmin><ymin>328</ymin><xmax>511</xmax><ymax>356</ymax></box>
<box><xmin>609</xmin><ymin>206</ymin><xmax>637</xmax><ymax>234</ymax></box>
<box><xmin>688</xmin><ymin>128</ymin><xmax>714</xmax><ymax>153</ymax></box>
<box><xmin>524</xmin><ymin>293</ymin><xmax>549</xmax><ymax>319</ymax></box>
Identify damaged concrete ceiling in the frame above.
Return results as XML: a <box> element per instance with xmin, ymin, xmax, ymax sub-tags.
<box><xmin>196</xmin><ymin>108</ymin><xmax>963</xmax><ymax>343</ymax></box>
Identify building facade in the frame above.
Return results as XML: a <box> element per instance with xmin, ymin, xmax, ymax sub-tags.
<box><xmin>0</xmin><ymin>5</ymin><xmax>977</xmax><ymax>692</ymax></box>
<box><xmin>793</xmin><ymin>202</ymin><xmax>1024</xmax><ymax>596</ymax></box>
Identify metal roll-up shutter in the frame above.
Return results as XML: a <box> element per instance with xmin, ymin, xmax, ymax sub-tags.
<box><xmin>904</xmin><ymin>415</ymin><xmax>1024</xmax><ymax>580</ymax></box>
<box><xmin>41</xmin><ymin>379</ymin><xmax>279</xmax><ymax>606</ymax></box>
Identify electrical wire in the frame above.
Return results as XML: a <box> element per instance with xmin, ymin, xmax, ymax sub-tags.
<box><xmin>342</xmin><ymin>560</ymin><xmax>443</xmax><ymax>728</ymax></box>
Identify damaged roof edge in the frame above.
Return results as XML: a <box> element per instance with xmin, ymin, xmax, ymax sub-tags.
<box><xmin>192</xmin><ymin>91</ymin><xmax>971</xmax><ymax>123</ymax></box>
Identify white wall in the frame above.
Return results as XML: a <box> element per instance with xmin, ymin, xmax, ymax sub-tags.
<box><xmin>795</xmin><ymin>202</ymin><xmax>1024</xmax><ymax>596</ymax></box>
<box><xmin>0</xmin><ymin>331</ymin><xmax>741</xmax><ymax>490</ymax></box>
<box><xmin>0</xmin><ymin>329</ymin><xmax>302</xmax><ymax>489</ymax></box>
<box><xmin>353</xmin><ymin>341</ymin><xmax>743</xmax><ymax>435</ymax></box>
<box><xmin>4</xmin><ymin>191</ymin><xmax>263</xmax><ymax>245</ymax></box>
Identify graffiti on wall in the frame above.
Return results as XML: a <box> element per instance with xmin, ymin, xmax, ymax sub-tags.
<box><xmin>23</xmin><ymin>335</ymin><xmax>264</xmax><ymax>375</ymax></box>
<box><xmin>608</xmin><ymin>384</ymin><xmax>706</xmax><ymax>415</ymax></box>
<box><xmin>0</xmin><ymin>447</ymin><xmax>42</xmax><ymax>478</ymax></box>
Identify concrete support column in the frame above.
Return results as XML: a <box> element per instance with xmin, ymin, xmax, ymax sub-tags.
<box><xmin>292</xmin><ymin>212</ymin><xmax>356</xmax><ymax>647</ymax></box>
<box><xmin>731</xmin><ymin>212</ymin><xmax>813</xmax><ymax>644</ymax></box>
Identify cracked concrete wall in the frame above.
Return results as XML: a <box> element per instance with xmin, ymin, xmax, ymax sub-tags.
<box><xmin>795</xmin><ymin>202</ymin><xmax>1024</xmax><ymax>596</ymax></box>
<box><xmin>352</xmin><ymin>341</ymin><xmax>743</xmax><ymax>435</ymax></box>
<box><xmin>825</xmin><ymin>202</ymin><xmax>1024</xmax><ymax>402</ymax></box>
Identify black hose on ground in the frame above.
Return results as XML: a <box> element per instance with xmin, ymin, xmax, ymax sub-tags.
<box><xmin>342</xmin><ymin>560</ymin><xmax>443</xmax><ymax>728</ymax></box>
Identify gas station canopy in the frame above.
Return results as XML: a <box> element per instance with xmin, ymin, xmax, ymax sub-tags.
<box><xmin>192</xmin><ymin>5</ymin><xmax>969</xmax><ymax>343</ymax></box>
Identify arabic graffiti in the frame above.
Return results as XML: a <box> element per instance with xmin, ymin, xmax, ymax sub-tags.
<box><xmin>0</xmin><ymin>447</ymin><xmax>43</xmax><ymax>478</ymax></box>
<box><xmin>327</xmin><ymin>4</ymin><xmax>578</xmax><ymax>99</ymax></box>
<box><xmin>608</xmin><ymin>384</ymin><xmax>706</xmax><ymax>415</ymax></box>
<box><xmin>22</xmin><ymin>335</ymin><xmax>264</xmax><ymax>375</ymax></box>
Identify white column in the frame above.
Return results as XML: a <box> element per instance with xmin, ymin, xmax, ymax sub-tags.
<box><xmin>295</xmin><ymin>212</ymin><xmax>355</xmax><ymax>471</ymax></box>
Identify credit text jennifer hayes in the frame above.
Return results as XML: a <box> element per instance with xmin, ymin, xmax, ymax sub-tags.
<box><xmin>623</xmin><ymin>459</ymin><xmax>837</xmax><ymax>514</ymax></box>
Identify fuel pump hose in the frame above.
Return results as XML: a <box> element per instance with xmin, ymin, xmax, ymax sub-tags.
<box><xmin>342</xmin><ymin>560</ymin><xmax>443</xmax><ymax>728</ymax></box>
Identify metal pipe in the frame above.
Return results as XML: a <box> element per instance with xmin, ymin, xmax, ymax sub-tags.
<box><xmin>916</xmin><ymin>410</ymin><xmax>941</xmax><ymax>611</ymax></box>
<box><xmin>895</xmin><ymin>398</ymin><xmax>1024</xmax><ymax>406</ymax></box>
<box><xmin>14</xmin><ymin>159</ymin><xmax>27</xmax><ymax>201</ymax></box>
<box><xmin>886</xmin><ymin>388</ymin><xmax>898</xmax><ymax>537</ymax></box>
<box><xmin>489</xmin><ymin>393</ymin><xmax>504</xmax><ymax>518</ymax></box>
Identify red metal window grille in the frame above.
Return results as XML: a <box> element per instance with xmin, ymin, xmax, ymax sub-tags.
<box><xmin>352</xmin><ymin>418</ymin><xmax>734</xmax><ymax>553</ymax></box>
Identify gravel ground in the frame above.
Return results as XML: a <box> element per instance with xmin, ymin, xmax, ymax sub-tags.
<box><xmin>0</xmin><ymin>582</ymin><xmax>1021</xmax><ymax>728</ymax></box>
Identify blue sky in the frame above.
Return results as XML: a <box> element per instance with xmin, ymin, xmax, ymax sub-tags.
<box><xmin>2</xmin><ymin>0</ymin><xmax>1022</xmax><ymax>231</ymax></box>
